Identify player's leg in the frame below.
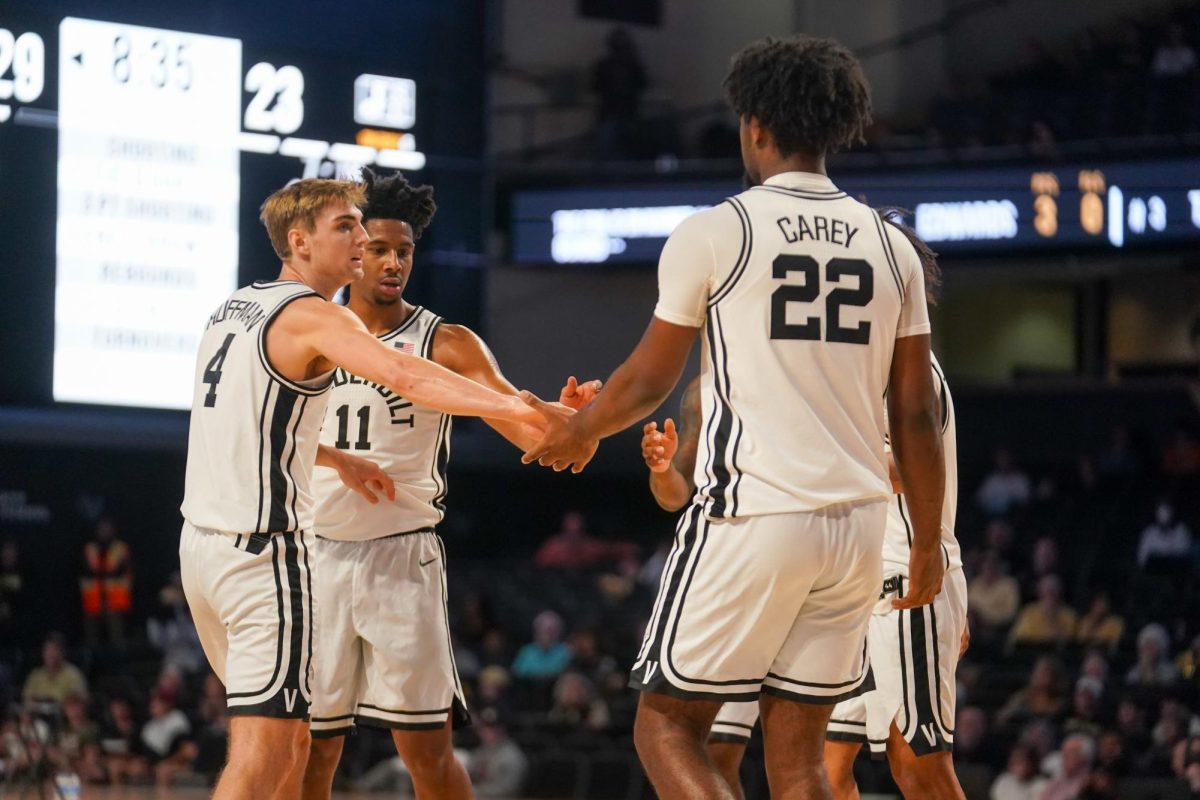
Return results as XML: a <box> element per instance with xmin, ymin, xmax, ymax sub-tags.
<box><xmin>707</xmin><ymin>701</ymin><xmax>758</xmax><ymax>800</ymax></box>
<box><xmin>824</xmin><ymin>740</ymin><xmax>862</xmax><ymax>800</ymax></box>
<box><xmin>825</xmin><ymin>694</ymin><xmax>868</xmax><ymax>800</ymax></box>
<box><xmin>358</xmin><ymin>532</ymin><xmax>471</xmax><ymax>797</ymax></box>
<box><xmin>301</xmin><ymin>736</ymin><xmax>345</xmax><ymax>800</ymax></box>
<box><xmin>635</xmin><ymin>692</ymin><xmax>731</xmax><ymax>798</ymax></box>
<box><xmin>760</xmin><ymin>500</ymin><xmax>887</xmax><ymax>800</ymax></box>
<box><xmin>885</xmin><ymin>724</ymin><xmax>964</xmax><ymax>800</ymax></box>
<box><xmin>303</xmin><ymin>536</ymin><xmax>369</xmax><ymax>800</ymax></box>
<box><xmin>183</xmin><ymin>526</ymin><xmax>316</xmax><ymax>799</ymax></box>
<box><xmin>391</xmin><ymin>718</ymin><xmax>471</xmax><ymax>800</ymax></box>
<box><xmin>877</xmin><ymin>569</ymin><xmax>969</xmax><ymax>800</ymax></box>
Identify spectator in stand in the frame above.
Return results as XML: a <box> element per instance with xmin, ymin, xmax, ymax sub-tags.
<box><xmin>140</xmin><ymin>687</ymin><xmax>197</xmax><ymax>787</ymax></box>
<box><xmin>1021</xmin><ymin>536</ymin><xmax>1060</xmax><ymax>599</ymax></box>
<box><xmin>147</xmin><ymin>572</ymin><xmax>205</xmax><ymax>675</ymax></box>
<box><xmin>1115</xmin><ymin>699</ymin><xmax>1153</xmax><ymax>763</ymax></box>
<box><xmin>1075</xmin><ymin>591</ymin><xmax>1125</xmax><ymax>654</ymax></box>
<box><xmin>1127</xmin><ymin>623</ymin><xmax>1181</xmax><ymax>689</ymax></box>
<box><xmin>568</xmin><ymin>627</ymin><xmax>617</xmax><ymax>685</ymax></box>
<box><xmin>1095</xmin><ymin>729</ymin><xmax>1131</xmax><ymax>779</ymax></box>
<box><xmin>1008</xmin><ymin>575</ymin><xmax>1078</xmax><ymax>651</ymax></box>
<box><xmin>1063</xmin><ymin>677</ymin><xmax>1105</xmax><ymax>740</ymax></box>
<box><xmin>1176</xmin><ymin>634</ymin><xmax>1200</xmax><ymax>682</ymax></box>
<box><xmin>192</xmin><ymin>673</ymin><xmax>229</xmax><ymax>781</ymax></box>
<box><xmin>0</xmin><ymin>539</ymin><xmax>22</xmax><ymax>649</ymax></box>
<box><xmin>547</xmin><ymin>671</ymin><xmax>610</xmax><ymax>732</ymax></box>
<box><xmin>1079</xmin><ymin>650</ymin><xmax>1115</xmax><ymax>711</ymax></box>
<box><xmin>590</xmin><ymin>27</ymin><xmax>648</xmax><ymax>160</ymax></box>
<box><xmin>971</xmin><ymin>550</ymin><xmax>1021</xmax><ymax>626</ymax></box>
<box><xmin>476</xmin><ymin>665</ymin><xmax>515</xmax><ymax>722</ymax></box>
<box><xmin>534</xmin><ymin>511</ymin><xmax>636</xmax><ymax>570</ymax></box>
<box><xmin>1137</xmin><ymin>501</ymin><xmax>1193</xmax><ymax>567</ymax></box>
<box><xmin>955</xmin><ymin>705</ymin><xmax>998</xmax><ymax>768</ymax></box>
<box><xmin>1097</xmin><ymin>425</ymin><xmax>1140</xmax><ymax>479</ymax></box>
<box><xmin>479</xmin><ymin>628</ymin><xmax>513</xmax><ymax>669</ymax></box>
<box><xmin>100</xmin><ymin>696</ymin><xmax>148</xmax><ymax>786</ymax></box>
<box><xmin>79</xmin><ymin>516</ymin><xmax>132</xmax><ymax>651</ymax></box>
<box><xmin>49</xmin><ymin>692</ymin><xmax>105</xmax><ymax>784</ymax></box>
<box><xmin>1162</xmin><ymin>425</ymin><xmax>1200</xmax><ymax>476</ymax></box>
<box><xmin>511</xmin><ymin>610</ymin><xmax>571</xmax><ymax>680</ymax></box>
<box><xmin>989</xmin><ymin>744</ymin><xmax>1047</xmax><ymax>800</ymax></box>
<box><xmin>999</xmin><ymin>656</ymin><xmax>1068</xmax><ymax>726</ymax></box>
<box><xmin>1039</xmin><ymin>733</ymin><xmax>1097</xmax><ymax>800</ymax></box>
<box><xmin>22</xmin><ymin>632</ymin><xmax>88</xmax><ymax>705</ymax></box>
<box><xmin>468</xmin><ymin>708</ymin><xmax>529</xmax><ymax>798</ymax></box>
<box><xmin>1146</xmin><ymin>700</ymin><xmax>1191</xmax><ymax>776</ymax></box>
<box><xmin>976</xmin><ymin>448</ymin><xmax>1032</xmax><ymax>517</ymax></box>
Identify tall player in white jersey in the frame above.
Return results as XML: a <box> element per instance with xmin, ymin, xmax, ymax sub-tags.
<box><xmin>299</xmin><ymin>170</ymin><xmax>599</xmax><ymax>800</ymax></box>
<box><xmin>643</xmin><ymin>215</ymin><xmax>969</xmax><ymax>800</ymax></box>
<box><xmin>523</xmin><ymin>36</ymin><xmax>945</xmax><ymax>800</ymax></box>
<box><xmin>179</xmin><ymin>179</ymin><xmax>547</xmax><ymax>800</ymax></box>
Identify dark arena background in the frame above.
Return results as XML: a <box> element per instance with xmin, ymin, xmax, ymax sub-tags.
<box><xmin>1</xmin><ymin>0</ymin><xmax>1199</xmax><ymax>798</ymax></box>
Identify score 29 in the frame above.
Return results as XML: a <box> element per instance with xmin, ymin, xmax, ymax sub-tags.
<box><xmin>0</xmin><ymin>29</ymin><xmax>46</xmax><ymax>104</ymax></box>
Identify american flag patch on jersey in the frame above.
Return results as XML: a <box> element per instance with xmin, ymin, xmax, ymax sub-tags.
<box><xmin>395</xmin><ymin>342</ymin><xmax>415</xmax><ymax>354</ymax></box>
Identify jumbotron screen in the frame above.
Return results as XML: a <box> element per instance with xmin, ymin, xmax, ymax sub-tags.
<box><xmin>0</xmin><ymin>6</ymin><xmax>484</xmax><ymax>410</ymax></box>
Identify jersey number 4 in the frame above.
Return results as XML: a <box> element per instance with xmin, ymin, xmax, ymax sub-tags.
<box><xmin>202</xmin><ymin>333</ymin><xmax>236</xmax><ymax>407</ymax></box>
<box><xmin>769</xmin><ymin>255</ymin><xmax>873</xmax><ymax>344</ymax></box>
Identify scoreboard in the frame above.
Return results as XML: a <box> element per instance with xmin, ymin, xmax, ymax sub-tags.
<box><xmin>510</xmin><ymin>158</ymin><xmax>1200</xmax><ymax>265</ymax></box>
<box><xmin>0</xmin><ymin>7</ymin><xmax>479</xmax><ymax>412</ymax></box>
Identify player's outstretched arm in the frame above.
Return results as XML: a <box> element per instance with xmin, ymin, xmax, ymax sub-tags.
<box><xmin>888</xmin><ymin>334</ymin><xmax>945</xmax><ymax>610</ymax></box>
<box><xmin>315</xmin><ymin>445</ymin><xmax>396</xmax><ymax>505</ymax></box>
<box><xmin>277</xmin><ymin>298</ymin><xmax>544</xmax><ymax>426</ymax></box>
<box><xmin>431</xmin><ymin>323</ymin><xmax>588</xmax><ymax>451</ymax></box>
<box><xmin>522</xmin><ymin>317</ymin><xmax>699</xmax><ymax>473</ymax></box>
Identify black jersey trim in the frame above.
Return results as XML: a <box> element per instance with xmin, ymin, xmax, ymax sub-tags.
<box><xmin>716</xmin><ymin>310</ymin><xmax>745</xmax><ymax>516</ymax></box>
<box><xmin>267</xmin><ymin>387</ymin><xmax>300</xmax><ymax>533</ymax></box>
<box><xmin>633</xmin><ymin>505</ymin><xmax>696</xmax><ymax>668</ymax></box>
<box><xmin>419</xmin><ymin>314</ymin><xmax>441</xmax><ymax>359</ymax></box>
<box><xmin>871</xmin><ymin>211</ymin><xmax>905</xmax><ymax>302</ymax></box>
<box><xmin>709</xmin><ymin>732</ymin><xmax>752</xmax><ymax>745</ymax></box>
<box><xmin>285</xmin><ymin>396</ymin><xmax>307</xmax><ymax>532</ymax></box>
<box><xmin>300</xmin><ymin>531</ymin><xmax>314</xmax><ymax>700</ymax></box>
<box><xmin>928</xmin><ymin>602</ymin><xmax>955</xmax><ymax>740</ymax></box>
<box><xmin>434</xmin><ymin>534</ymin><xmax>469</xmax><ymax>720</ymax></box>
<box><xmin>633</xmin><ymin>506</ymin><xmax>702</xmax><ymax>675</ymax></box>
<box><xmin>931</xmin><ymin>359</ymin><xmax>950</xmax><ymax>433</ymax></box>
<box><xmin>700</xmin><ymin>310</ymin><xmax>742</xmax><ymax>518</ymax></box>
<box><xmin>708</xmin><ymin>198</ymin><xmax>753</xmax><ymax>308</ymax></box>
<box><xmin>256</xmin><ymin>290</ymin><xmax>336</xmax><ymax>397</ymax></box>
<box><xmin>898</xmin><ymin>602</ymin><xmax>915</xmax><ymax>739</ymax></box>
<box><xmin>431</xmin><ymin>412</ymin><xmax>451</xmax><ymax>514</ymax></box>
<box><xmin>281</xmin><ymin>532</ymin><xmax>307</xmax><ymax>707</ymax></box>
<box><xmin>378</xmin><ymin>306</ymin><xmax>426</xmax><ymax>342</ymax></box>
<box><xmin>762</xmin><ymin>638</ymin><xmax>871</xmax><ymax>689</ymax></box>
<box><xmin>254</xmin><ymin>384</ymin><xmax>273</xmax><ymax>535</ymax></box>
<box><xmin>250</xmin><ymin>279</ymin><xmax>308</xmax><ymax>289</ymax></box>
<box><xmin>749</xmin><ymin>185</ymin><xmax>848</xmax><ymax>201</ymax></box>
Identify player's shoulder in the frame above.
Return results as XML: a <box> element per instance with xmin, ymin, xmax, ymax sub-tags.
<box><xmin>430</xmin><ymin>321</ymin><xmax>491</xmax><ymax>368</ymax></box>
<box><xmin>671</xmin><ymin>200</ymin><xmax>743</xmax><ymax>238</ymax></box>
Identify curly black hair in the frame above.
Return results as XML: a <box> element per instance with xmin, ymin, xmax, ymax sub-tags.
<box><xmin>723</xmin><ymin>35</ymin><xmax>872</xmax><ymax>158</ymax></box>
<box><xmin>877</xmin><ymin>206</ymin><xmax>942</xmax><ymax>305</ymax></box>
<box><xmin>359</xmin><ymin>167</ymin><xmax>437</xmax><ymax>238</ymax></box>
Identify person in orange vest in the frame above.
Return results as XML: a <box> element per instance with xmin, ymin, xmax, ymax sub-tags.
<box><xmin>80</xmin><ymin>517</ymin><xmax>132</xmax><ymax>651</ymax></box>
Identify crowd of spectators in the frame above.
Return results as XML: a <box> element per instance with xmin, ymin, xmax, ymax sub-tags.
<box><xmin>3</xmin><ymin>417</ymin><xmax>1200</xmax><ymax>799</ymax></box>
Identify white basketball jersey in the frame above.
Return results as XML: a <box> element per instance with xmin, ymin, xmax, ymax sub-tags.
<box><xmin>654</xmin><ymin>172</ymin><xmax>931</xmax><ymax>519</ymax></box>
<box><xmin>181</xmin><ymin>280</ymin><xmax>334</xmax><ymax>534</ymax></box>
<box><xmin>311</xmin><ymin>307</ymin><xmax>451</xmax><ymax>541</ymax></box>
<box><xmin>882</xmin><ymin>354</ymin><xmax>962</xmax><ymax>576</ymax></box>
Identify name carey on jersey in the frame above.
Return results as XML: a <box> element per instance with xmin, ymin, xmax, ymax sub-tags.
<box><xmin>206</xmin><ymin>298</ymin><xmax>267</xmax><ymax>331</ymax></box>
<box><xmin>332</xmin><ymin>369</ymin><xmax>416</xmax><ymax>428</ymax></box>
<box><xmin>776</xmin><ymin>214</ymin><xmax>860</xmax><ymax>248</ymax></box>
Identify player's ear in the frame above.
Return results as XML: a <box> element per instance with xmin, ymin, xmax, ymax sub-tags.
<box><xmin>748</xmin><ymin>117</ymin><xmax>771</xmax><ymax>150</ymax></box>
<box><xmin>288</xmin><ymin>226</ymin><xmax>309</xmax><ymax>258</ymax></box>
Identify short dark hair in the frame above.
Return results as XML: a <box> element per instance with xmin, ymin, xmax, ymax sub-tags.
<box><xmin>723</xmin><ymin>35</ymin><xmax>872</xmax><ymax>158</ymax></box>
<box><xmin>876</xmin><ymin>207</ymin><xmax>942</xmax><ymax>305</ymax></box>
<box><xmin>359</xmin><ymin>168</ymin><xmax>437</xmax><ymax>239</ymax></box>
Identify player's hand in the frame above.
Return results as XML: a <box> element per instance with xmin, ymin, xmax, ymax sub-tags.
<box><xmin>332</xmin><ymin>451</ymin><xmax>396</xmax><ymax>505</ymax></box>
<box><xmin>641</xmin><ymin>419</ymin><xmax>678</xmax><ymax>473</ymax></box>
<box><xmin>558</xmin><ymin>376</ymin><xmax>603</xmax><ymax>410</ymax></box>
<box><xmin>893</xmin><ymin>546</ymin><xmax>944</xmax><ymax>610</ymax></box>
<box><xmin>520</xmin><ymin>391</ymin><xmax>598</xmax><ymax>473</ymax></box>
<box><xmin>959</xmin><ymin>618</ymin><xmax>971</xmax><ymax>658</ymax></box>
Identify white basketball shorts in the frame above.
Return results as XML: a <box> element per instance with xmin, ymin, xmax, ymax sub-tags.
<box><xmin>309</xmin><ymin>530</ymin><xmax>467</xmax><ymax>738</ymax></box>
<box><xmin>828</xmin><ymin>567</ymin><xmax>968</xmax><ymax>756</ymax></box>
<box><xmin>180</xmin><ymin>521</ymin><xmax>313</xmax><ymax>719</ymax></box>
<box><xmin>630</xmin><ymin>500</ymin><xmax>886</xmax><ymax>703</ymax></box>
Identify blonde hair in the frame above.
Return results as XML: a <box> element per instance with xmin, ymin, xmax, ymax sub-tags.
<box><xmin>258</xmin><ymin>179</ymin><xmax>366</xmax><ymax>260</ymax></box>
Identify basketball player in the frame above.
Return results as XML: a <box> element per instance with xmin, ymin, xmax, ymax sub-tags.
<box><xmin>179</xmin><ymin>179</ymin><xmax>547</xmax><ymax>800</ymax></box>
<box><xmin>523</xmin><ymin>35</ymin><xmax>945</xmax><ymax>800</ymax></box>
<box><xmin>300</xmin><ymin>170</ymin><xmax>600</xmax><ymax>800</ymax></box>
<box><xmin>643</xmin><ymin>214</ymin><xmax>969</xmax><ymax>800</ymax></box>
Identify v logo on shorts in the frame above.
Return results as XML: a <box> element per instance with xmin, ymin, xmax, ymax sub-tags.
<box><xmin>920</xmin><ymin>723</ymin><xmax>938</xmax><ymax>747</ymax></box>
<box><xmin>284</xmin><ymin>689</ymin><xmax>298</xmax><ymax>713</ymax></box>
<box><xmin>644</xmin><ymin>660</ymin><xmax>659</xmax><ymax>683</ymax></box>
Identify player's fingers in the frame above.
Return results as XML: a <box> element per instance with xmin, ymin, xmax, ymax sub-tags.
<box><xmin>519</xmin><ymin>390</ymin><xmax>553</xmax><ymax>412</ymax></box>
<box><xmin>521</xmin><ymin>446</ymin><xmax>547</xmax><ymax>465</ymax></box>
<box><xmin>582</xmin><ymin>379</ymin><xmax>602</xmax><ymax>394</ymax></box>
<box><xmin>369</xmin><ymin>472</ymin><xmax>396</xmax><ymax>501</ymax></box>
<box><xmin>663</xmin><ymin>418</ymin><xmax>677</xmax><ymax>438</ymax></box>
<box><xmin>643</xmin><ymin>421</ymin><xmax>658</xmax><ymax>435</ymax></box>
<box><xmin>354</xmin><ymin>479</ymin><xmax>378</xmax><ymax>504</ymax></box>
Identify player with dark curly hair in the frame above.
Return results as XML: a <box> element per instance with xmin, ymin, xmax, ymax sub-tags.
<box><xmin>522</xmin><ymin>34</ymin><xmax>945</xmax><ymax>800</ymax></box>
<box><xmin>300</xmin><ymin>169</ymin><xmax>600</xmax><ymax>800</ymax></box>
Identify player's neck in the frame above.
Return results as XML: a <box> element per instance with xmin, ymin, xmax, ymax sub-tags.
<box><xmin>757</xmin><ymin>154</ymin><xmax>827</xmax><ymax>183</ymax></box>
<box><xmin>276</xmin><ymin>262</ymin><xmax>341</xmax><ymax>301</ymax></box>
<box><xmin>349</xmin><ymin>296</ymin><xmax>418</xmax><ymax>336</ymax></box>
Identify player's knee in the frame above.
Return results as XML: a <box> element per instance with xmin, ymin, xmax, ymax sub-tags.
<box><xmin>397</xmin><ymin>735</ymin><xmax>454</xmax><ymax>780</ymax></box>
